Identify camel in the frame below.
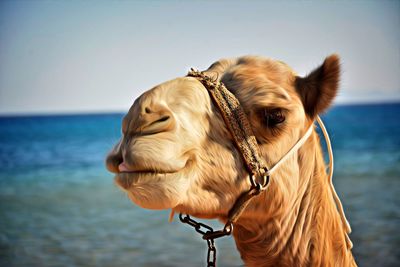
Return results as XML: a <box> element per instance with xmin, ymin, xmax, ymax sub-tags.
<box><xmin>106</xmin><ymin>54</ymin><xmax>357</xmax><ymax>266</ymax></box>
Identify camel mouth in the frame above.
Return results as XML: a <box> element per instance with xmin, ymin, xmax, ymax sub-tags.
<box><xmin>118</xmin><ymin>169</ymin><xmax>177</xmax><ymax>175</ymax></box>
<box><xmin>114</xmin><ymin>169</ymin><xmax>183</xmax><ymax>190</ymax></box>
<box><xmin>113</xmin><ymin>157</ymin><xmax>193</xmax><ymax>191</ymax></box>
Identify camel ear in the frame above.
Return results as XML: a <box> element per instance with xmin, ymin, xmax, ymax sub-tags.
<box><xmin>295</xmin><ymin>54</ymin><xmax>340</xmax><ymax>117</ymax></box>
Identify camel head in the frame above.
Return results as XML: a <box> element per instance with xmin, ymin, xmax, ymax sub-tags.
<box><xmin>106</xmin><ymin>55</ymin><xmax>340</xmax><ymax>220</ymax></box>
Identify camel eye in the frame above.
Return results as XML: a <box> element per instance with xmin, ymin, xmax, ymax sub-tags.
<box><xmin>262</xmin><ymin>108</ymin><xmax>285</xmax><ymax>127</ymax></box>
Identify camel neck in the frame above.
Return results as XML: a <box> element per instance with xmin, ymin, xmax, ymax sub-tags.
<box><xmin>232</xmin><ymin>131</ymin><xmax>356</xmax><ymax>267</ymax></box>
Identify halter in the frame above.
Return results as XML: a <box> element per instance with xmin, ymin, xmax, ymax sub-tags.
<box><xmin>179</xmin><ymin>69</ymin><xmax>350</xmax><ymax>266</ymax></box>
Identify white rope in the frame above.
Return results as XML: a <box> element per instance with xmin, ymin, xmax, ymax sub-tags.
<box><xmin>269</xmin><ymin>123</ymin><xmax>314</xmax><ymax>175</ymax></box>
<box><xmin>268</xmin><ymin>116</ymin><xmax>352</xmax><ymax>249</ymax></box>
<box><xmin>316</xmin><ymin>116</ymin><xmax>353</xmax><ymax>249</ymax></box>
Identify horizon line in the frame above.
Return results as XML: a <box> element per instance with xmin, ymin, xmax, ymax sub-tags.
<box><xmin>0</xmin><ymin>100</ymin><xmax>399</xmax><ymax>118</ymax></box>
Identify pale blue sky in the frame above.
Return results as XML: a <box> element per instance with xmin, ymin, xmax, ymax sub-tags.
<box><xmin>0</xmin><ymin>0</ymin><xmax>399</xmax><ymax>114</ymax></box>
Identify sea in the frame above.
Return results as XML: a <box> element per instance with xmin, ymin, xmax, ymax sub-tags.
<box><xmin>0</xmin><ymin>103</ymin><xmax>399</xmax><ymax>267</ymax></box>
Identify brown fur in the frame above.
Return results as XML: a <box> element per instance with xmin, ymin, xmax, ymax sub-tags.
<box><xmin>295</xmin><ymin>55</ymin><xmax>340</xmax><ymax>117</ymax></box>
<box><xmin>106</xmin><ymin>55</ymin><xmax>356</xmax><ymax>266</ymax></box>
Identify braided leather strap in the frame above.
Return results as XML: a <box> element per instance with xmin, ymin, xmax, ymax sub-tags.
<box><xmin>188</xmin><ymin>69</ymin><xmax>268</xmax><ymax>178</ymax></box>
<box><xmin>187</xmin><ymin>69</ymin><xmax>269</xmax><ymax>223</ymax></box>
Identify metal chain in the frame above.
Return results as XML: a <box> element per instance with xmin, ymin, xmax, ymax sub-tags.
<box><xmin>206</xmin><ymin>239</ymin><xmax>216</xmax><ymax>267</ymax></box>
<box><xmin>179</xmin><ymin>214</ymin><xmax>233</xmax><ymax>267</ymax></box>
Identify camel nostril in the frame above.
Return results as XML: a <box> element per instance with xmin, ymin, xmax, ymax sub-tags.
<box><xmin>145</xmin><ymin>107</ymin><xmax>151</xmax><ymax>114</ymax></box>
<box><xmin>140</xmin><ymin>113</ymin><xmax>174</xmax><ymax>135</ymax></box>
<box><xmin>147</xmin><ymin>115</ymin><xmax>171</xmax><ymax>128</ymax></box>
<box><xmin>155</xmin><ymin>116</ymin><xmax>170</xmax><ymax>123</ymax></box>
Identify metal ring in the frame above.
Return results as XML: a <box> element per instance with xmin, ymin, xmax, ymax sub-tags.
<box><xmin>249</xmin><ymin>173</ymin><xmax>258</xmax><ymax>188</ymax></box>
<box><xmin>260</xmin><ymin>167</ymin><xmax>270</xmax><ymax>188</ymax></box>
<box><xmin>179</xmin><ymin>213</ymin><xmax>188</xmax><ymax>223</ymax></box>
<box><xmin>223</xmin><ymin>222</ymin><xmax>233</xmax><ymax>234</ymax></box>
<box><xmin>261</xmin><ymin>174</ymin><xmax>270</xmax><ymax>188</ymax></box>
<box><xmin>250</xmin><ymin>168</ymin><xmax>270</xmax><ymax>190</ymax></box>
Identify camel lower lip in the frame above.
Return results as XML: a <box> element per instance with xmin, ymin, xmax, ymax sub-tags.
<box><xmin>114</xmin><ymin>171</ymin><xmax>180</xmax><ymax>190</ymax></box>
<box><xmin>118</xmin><ymin>170</ymin><xmax>177</xmax><ymax>175</ymax></box>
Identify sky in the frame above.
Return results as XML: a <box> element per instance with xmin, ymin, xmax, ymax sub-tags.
<box><xmin>0</xmin><ymin>0</ymin><xmax>399</xmax><ymax>114</ymax></box>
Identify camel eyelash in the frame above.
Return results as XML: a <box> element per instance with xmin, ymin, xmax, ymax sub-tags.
<box><xmin>260</xmin><ymin>108</ymin><xmax>286</xmax><ymax>128</ymax></box>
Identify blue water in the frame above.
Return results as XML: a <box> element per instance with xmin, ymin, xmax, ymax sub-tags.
<box><xmin>0</xmin><ymin>104</ymin><xmax>399</xmax><ymax>267</ymax></box>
